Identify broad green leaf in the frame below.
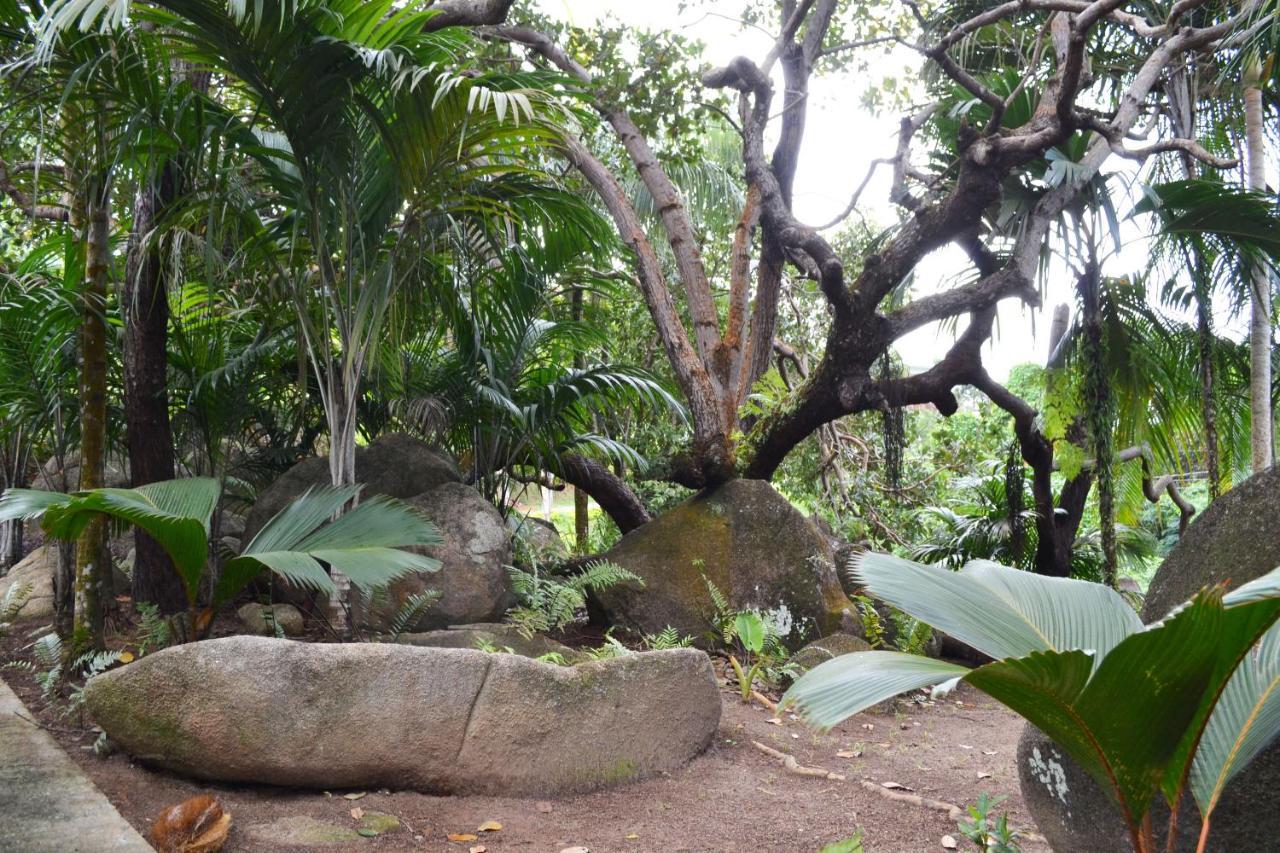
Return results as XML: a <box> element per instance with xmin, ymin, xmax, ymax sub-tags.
<box><xmin>962</xmin><ymin>559</ymin><xmax>1142</xmax><ymax>663</ymax></box>
<box><xmin>1191</xmin><ymin>624</ymin><xmax>1280</xmax><ymax>819</ymax></box>
<box><xmin>734</xmin><ymin>611</ymin><xmax>765</xmax><ymax>654</ymax></box>
<box><xmin>295</xmin><ymin>494</ymin><xmax>440</xmax><ymax>551</ymax></box>
<box><xmin>854</xmin><ymin>553</ymin><xmax>1138</xmax><ymax>662</ymax></box>
<box><xmin>221</xmin><ymin>551</ymin><xmax>333</xmax><ymax>602</ymax></box>
<box><xmin>308</xmin><ymin>547</ymin><xmax>438</xmax><ymax>592</ymax></box>
<box><xmin>0</xmin><ymin>489</ymin><xmax>74</xmax><ymax>523</ymax></box>
<box><xmin>1159</xmin><ymin>593</ymin><xmax>1280</xmax><ymax>804</ymax></box>
<box><xmin>782</xmin><ymin>651</ymin><xmax>970</xmax><ymax>730</ymax></box>
<box><xmin>243</xmin><ymin>484</ymin><xmax>360</xmax><ymax>554</ymax></box>
<box><xmin>1</xmin><ymin>480</ymin><xmax>220</xmax><ymax>603</ymax></box>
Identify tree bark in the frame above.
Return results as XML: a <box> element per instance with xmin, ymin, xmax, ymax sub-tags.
<box><xmin>557</xmin><ymin>453</ymin><xmax>650</xmax><ymax>534</ymax></box>
<box><xmin>124</xmin><ymin>161</ymin><xmax>185</xmax><ymax>613</ymax></box>
<box><xmin>73</xmin><ymin>176</ymin><xmax>110</xmax><ymax>650</ymax></box>
<box><xmin>1244</xmin><ymin>68</ymin><xmax>1274</xmax><ymax>472</ymax></box>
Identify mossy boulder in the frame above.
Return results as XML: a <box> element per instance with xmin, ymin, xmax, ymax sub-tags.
<box><xmin>595</xmin><ymin>479</ymin><xmax>852</xmax><ymax>649</ymax></box>
<box><xmin>242</xmin><ymin>433</ymin><xmax>460</xmax><ymax>543</ymax></box>
<box><xmin>83</xmin><ymin>637</ymin><xmax>719</xmax><ymax>795</ymax></box>
<box><xmin>1017</xmin><ymin>466</ymin><xmax>1280</xmax><ymax>852</ymax></box>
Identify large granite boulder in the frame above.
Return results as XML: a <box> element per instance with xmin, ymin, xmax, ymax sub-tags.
<box><xmin>0</xmin><ymin>545</ymin><xmax>55</xmax><ymax>619</ymax></box>
<box><xmin>510</xmin><ymin>515</ymin><xmax>569</xmax><ymax>565</ymax></box>
<box><xmin>398</xmin><ymin>623</ymin><xmax>584</xmax><ymax>663</ymax></box>
<box><xmin>1143</xmin><ymin>465</ymin><xmax>1280</xmax><ymax>620</ymax></box>
<box><xmin>595</xmin><ymin>479</ymin><xmax>852</xmax><ymax>649</ymax></box>
<box><xmin>1018</xmin><ymin>467</ymin><xmax>1280</xmax><ymax>852</ymax></box>
<box><xmin>784</xmin><ymin>633</ymin><xmax>871</xmax><ymax>685</ymax></box>
<box><xmin>361</xmin><ymin>483</ymin><xmax>514</xmax><ymax>632</ymax></box>
<box><xmin>242</xmin><ymin>433</ymin><xmax>460</xmax><ymax>543</ymax></box>
<box><xmin>83</xmin><ymin>637</ymin><xmax>720</xmax><ymax>795</ymax></box>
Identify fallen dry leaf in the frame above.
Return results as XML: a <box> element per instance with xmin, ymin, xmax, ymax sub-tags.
<box><xmin>861</xmin><ymin>723</ymin><xmax>874</xmax><ymax>731</ymax></box>
<box><xmin>625</xmin><ymin>833</ymin><xmax>639</xmax><ymax>840</ymax></box>
<box><xmin>767</xmin><ymin>717</ymin><xmax>784</xmax><ymax>726</ymax></box>
<box><xmin>941</xmin><ymin>834</ymin><xmax>958</xmax><ymax>849</ymax></box>
<box><xmin>957</xmin><ymin>744</ymin><xmax>973</xmax><ymax>750</ymax></box>
<box><xmin>836</xmin><ymin>749</ymin><xmax>860</xmax><ymax>759</ymax></box>
<box><xmin>977</xmin><ymin>771</ymin><xmax>993</xmax><ymax>779</ymax></box>
<box><xmin>983</xmin><ymin>750</ymin><xmax>999</xmax><ymax>755</ymax></box>
<box><xmin>343</xmin><ymin>792</ymin><xmax>367</xmax><ymax>800</ymax></box>
<box><xmin>559</xmin><ymin>848</ymin><xmax>589</xmax><ymax>853</ymax></box>
<box><xmin>469</xmin><ymin>846</ymin><xmax>487</xmax><ymax>853</ymax></box>
<box><xmin>349</xmin><ymin>807</ymin><xmax>364</xmax><ymax>820</ymax></box>
<box><xmin>118</xmin><ymin>651</ymin><xmax>135</xmax><ymax>663</ymax></box>
<box><xmin>448</xmin><ymin>833</ymin><xmax>479</xmax><ymax>842</ymax></box>
<box><xmin>476</xmin><ymin>820</ymin><xmax>502</xmax><ymax>833</ymax></box>
<box><xmin>535</xmin><ymin>801</ymin><xmax>554</xmax><ymax>814</ymax></box>
<box><xmin>881</xmin><ymin>781</ymin><xmax>911</xmax><ymax>790</ymax></box>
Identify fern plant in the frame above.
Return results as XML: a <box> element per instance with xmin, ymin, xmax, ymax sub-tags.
<box><xmin>6</xmin><ymin>631</ymin><xmax>125</xmax><ymax>715</ymax></box>
<box><xmin>505</xmin><ymin>560</ymin><xmax>642</xmax><ymax>637</ymax></box>
<box><xmin>0</xmin><ymin>581</ymin><xmax>33</xmax><ymax>635</ymax></box>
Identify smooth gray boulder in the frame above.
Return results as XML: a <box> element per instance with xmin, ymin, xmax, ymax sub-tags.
<box><xmin>237</xmin><ymin>603</ymin><xmax>305</xmax><ymax>636</ymax></box>
<box><xmin>362</xmin><ymin>483</ymin><xmax>514</xmax><ymax>632</ymax></box>
<box><xmin>510</xmin><ymin>515</ymin><xmax>569</xmax><ymax>565</ymax></box>
<box><xmin>0</xmin><ymin>546</ymin><xmax>55</xmax><ymax>619</ymax></box>
<box><xmin>1018</xmin><ymin>467</ymin><xmax>1280</xmax><ymax>852</ymax></box>
<box><xmin>83</xmin><ymin>637</ymin><xmax>719</xmax><ymax>795</ymax></box>
<box><xmin>242</xmin><ymin>433</ymin><xmax>460</xmax><ymax>543</ymax></box>
<box><xmin>785</xmin><ymin>633</ymin><xmax>871</xmax><ymax>684</ymax></box>
<box><xmin>596</xmin><ymin>479</ymin><xmax>852</xmax><ymax>649</ymax></box>
<box><xmin>1144</xmin><ymin>465</ymin><xmax>1280</xmax><ymax>620</ymax></box>
<box><xmin>398</xmin><ymin>623</ymin><xmax>583</xmax><ymax>662</ymax></box>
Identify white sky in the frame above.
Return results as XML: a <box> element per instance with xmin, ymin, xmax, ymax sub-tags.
<box><xmin>537</xmin><ymin>0</ymin><xmax>1265</xmax><ymax>380</ymax></box>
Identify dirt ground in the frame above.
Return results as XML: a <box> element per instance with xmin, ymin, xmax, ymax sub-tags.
<box><xmin>0</xmin><ymin>618</ymin><xmax>1050</xmax><ymax>853</ymax></box>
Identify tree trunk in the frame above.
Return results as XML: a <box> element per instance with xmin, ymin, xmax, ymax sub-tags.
<box><xmin>73</xmin><ymin>177</ymin><xmax>110</xmax><ymax>650</ymax></box>
<box><xmin>124</xmin><ymin>161</ymin><xmax>185</xmax><ymax>613</ymax></box>
<box><xmin>1195</xmin><ymin>275</ymin><xmax>1221</xmax><ymax>498</ymax></box>
<box><xmin>1245</xmin><ymin>69</ymin><xmax>1274</xmax><ymax>472</ymax></box>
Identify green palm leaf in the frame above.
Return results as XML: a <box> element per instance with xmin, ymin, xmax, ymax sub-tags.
<box><xmin>850</xmin><ymin>553</ymin><xmax>1141</xmax><ymax>662</ymax></box>
<box><xmin>220</xmin><ymin>487</ymin><xmax>440</xmax><ymax>606</ymax></box>
<box><xmin>1190</xmin><ymin>624</ymin><xmax>1280</xmax><ymax>821</ymax></box>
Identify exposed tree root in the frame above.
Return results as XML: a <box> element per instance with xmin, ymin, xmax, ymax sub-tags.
<box><xmin>752</xmin><ymin>741</ymin><xmax>845</xmax><ymax>780</ymax></box>
<box><xmin>750</xmin><ymin>690</ymin><xmax>777</xmax><ymax>712</ymax></box>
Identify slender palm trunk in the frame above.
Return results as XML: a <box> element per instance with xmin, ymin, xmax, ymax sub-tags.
<box><xmin>124</xmin><ymin>162</ymin><xmax>185</xmax><ymax>613</ymax></box>
<box><xmin>1079</xmin><ymin>262</ymin><xmax>1117</xmax><ymax>586</ymax></box>
<box><xmin>1195</xmin><ymin>281</ymin><xmax>1221</xmax><ymax>498</ymax></box>
<box><xmin>74</xmin><ymin>176</ymin><xmax>111</xmax><ymax>650</ymax></box>
<box><xmin>1245</xmin><ymin>68</ymin><xmax>1274</xmax><ymax>472</ymax></box>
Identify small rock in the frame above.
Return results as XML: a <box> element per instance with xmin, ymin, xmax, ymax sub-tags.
<box><xmin>236</xmin><ymin>603</ymin><xmax>304</xmax><ymax>636</ymax></box>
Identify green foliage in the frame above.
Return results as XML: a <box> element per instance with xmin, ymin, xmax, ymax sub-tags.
<box><xmin>5</xmin><ymin>631</ymin><xmax>125</xmax><ymax>715</ymax></box>
<box><xmin>133</xmin><ymin>602</ymin><xmax>173</xmax><ymax>655</ymax></box>
<box><xmin>784</xmin><ymin>553</ymin><xmax>1280</xmax><ymax>851</ymax></box>
<box><xmin>505</xmin><ymin>560</ymin><xmax>642</xmax><ymax>637</ymax></box>
<box><xmin>0</xmin><ymin>580</ymin><xmax>32</xmax><ymax>634</ymax></box>
<box><xmin>853</xmin><ymin>594</ymin><xmax>932</xmax><ymax>657</ymax></box>
<box><xmin>384</xmin><ymin>590</ymin><xmax>442</xmax><ymax>640</ymax></box>
<box><xmin>819</xmin><ymin>829</ymin><xmax>865</xmax><ymax>853</ymax></box>
<box><xmin>958</xmin><ymin>793</ymin><xmax>1021</xmax><ymax>852</ymax></box>
<box><xmin>0</xmin><ymin>478</ymin><xmax>441</xmax><ymax>638</ymax></box>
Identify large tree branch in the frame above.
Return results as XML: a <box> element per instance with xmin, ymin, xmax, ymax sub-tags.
<box><xmin>557</xmin><ymin>453</ymin><xmax>651</xmax><ymax>534</ymax></box>
<box><xmin>424</xmin><ymin>0</ymin><xmax>515</xmax><ymax>30</ymax></box>
<box><xmin>0</xmin><ymin>155</ymin><xmax>69</xmax><ymax>221</ymax></box>
<box><xmin>490</xmin><ymin>26</ymin><xmax>722</xmax><ymax>368</ymax></box>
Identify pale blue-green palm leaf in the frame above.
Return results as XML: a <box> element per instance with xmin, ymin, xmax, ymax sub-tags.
<box><xmin>781</xmin><ymin>651</ymin><xmax>971</xmax><ymax>730</ymax></box>
<box><xmin>1190</xmin><ymin>624</ymin><xmax>1280</xmax><ymax>821</ymax></box>
<box><xmin>851</xmin><ymin>553</ymin><xmax>1141</xmax><ymax>663</ymax></box>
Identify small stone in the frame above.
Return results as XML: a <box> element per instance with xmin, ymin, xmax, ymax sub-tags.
<box><xmin>236</xmin><ymin>602</ymin><xmax>304</xmax><ymax>636</ymax></box>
